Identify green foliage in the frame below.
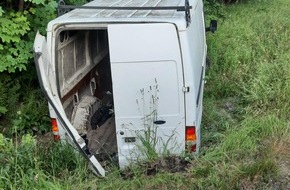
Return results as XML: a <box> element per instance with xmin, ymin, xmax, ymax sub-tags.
<box><xmin>65</xmin><ymin>0</ymin><xmax>88</xmax><ymax>5</ymax></box>
<box><xmin>12</xmin><ymin>90</ymin><xmax>50</xmax><ymax>135</ymax></box>
<box><xmin>0</xmin><ymin>71</ymin><xmax>50</xmax><ymax>136</ymax></box>
<box><xmin>27</xmin><ymin>0</ymin><xmax>47</xmax><ymax>5</ymax></box>
<box><xmin>0</xmin><ymin>107</ymin><xmax>7</xmax><ymax>115</ymax></box>
<box><xmin>0</xmin><ymin>0</ymin><xmax>88</xmax><ymax>73</ymax></box>
<box><xmin>0</xmin><ymin>74</ymin><xmax>21</xmax><ymax>121</ymax></box>
<box><xmin>0</xmin><ymin>0</ymin><xmax>87</xmax><ymax>136</ymax></box>
<box><xmin>197</xmin><ymin>0</ymin><xmax>290</xmax><ymax>188</ymax></box>
<box><xmin>0</xmin><ymin>0</ymin><xmax>57</xmax><ymax>73</ymax></box>
<box><xmin>206</xmin><ymin>0</ymin><xmax>265</xmax><ymax>4</ymax></box>
<box><xmin>133</xmin><ymin>82</ymin><xmax>180</xmax><ymax>163</ymax></box>
<box><xmin>206</xmin><ymin>0</ymin><xmax>290</xmax><ymax>114</ymax></box>
<box><xmin>137</xmin><ymin>125</ymin><xmax>159</xmax><ymax>162</ymax></box>
<box><xmin>0</xmin><ymin>6</ymin><xmax>4</xmax><ymax>16</ymax></box>
<box><xmin>27</xmin><ymin>1</ymin><xmax>58</xmax><ymax>35</ymax></box>
<box><xmin>204</xmin><ymin>0</ymin><xmax>225</xmax><ymax>19</ymax></box>
<box><xmin>0</xmin><ymin>83</ymin><xmax>8</xmax><ymax>115</ymax></box>
<box><xmin>0</xmin><ymin>11</ymin><xmax>31</xmax><ymax>72</ymax></box>
<box><xmin>0</xmin><ymin>133</ymin><xmax>87</xmax><ymax>189</ymax></box>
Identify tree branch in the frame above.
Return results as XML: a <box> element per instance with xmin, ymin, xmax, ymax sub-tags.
<box><xmin>18</xmin><ymin>0</ymin><xmax>24</xmax><ymax>11</ymax></box>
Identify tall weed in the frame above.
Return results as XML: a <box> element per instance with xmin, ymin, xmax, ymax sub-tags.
<box><xmin>0</xmin><ymin>133</ymin><xmax>88</xmax><ymax>189</ymax></box>
<box><xmin>198</xmin><ymin>0</ymin><xmax>290</xmax><ymax>188</ymax></box>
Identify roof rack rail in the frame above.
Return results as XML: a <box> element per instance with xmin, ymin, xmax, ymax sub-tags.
<box><xmin>57</xmin><ymin>0</ymin><xmax>192</xmax><ymax>27</ymax></box>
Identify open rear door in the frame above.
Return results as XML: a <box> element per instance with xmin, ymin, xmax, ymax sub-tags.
<box><xmin>33</xmin><ymin>32</ymin><xmax>105</xmax><ymax>176</ymax></box>
<box><xmin>108</xmin><ymin>23</ymin><xmax>185</xmax><ymax>167</ymax></box>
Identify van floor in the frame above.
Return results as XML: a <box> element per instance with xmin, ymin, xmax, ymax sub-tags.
<box><xmin>87</xmin><ymin>116</ymin><xmax>117</xmax><ymax>161</ymax></box>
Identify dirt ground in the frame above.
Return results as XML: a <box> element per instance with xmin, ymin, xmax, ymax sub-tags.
<box><xmin>120</xmin><ymin>155</ymin><xmax>191</xmax><ymax>179</ymax></box>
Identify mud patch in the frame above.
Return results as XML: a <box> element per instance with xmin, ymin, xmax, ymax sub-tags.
<box><xmin>239</xmin><ymin>138</ymin><xmax>290</xmax><ymax>190</ymax></box>
<box><xmin>120</xmin><ymin>155</ymin><xmax>191</xmax><ymax>179</ymax></box>
<box><xmin>272</xmin><ymin>138</ymin><xmax>290</xmax><ymax>189</ymax></box>
<box><xmin>36</xmin><ymin>132</ymin><xmax>54</xmax><ymax>145</ymax></box>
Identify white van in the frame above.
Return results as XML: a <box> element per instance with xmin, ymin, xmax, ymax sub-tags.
<box><xmin>33</xmin><ymin>0</ymin><xmax>216</xmax><ymax>176</ymax></box>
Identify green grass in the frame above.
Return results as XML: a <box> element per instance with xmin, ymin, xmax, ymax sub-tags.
<box><xmin>1</xmin><ymin>0</ymin><xmax>290</xmax><ymax>189</ymax></box>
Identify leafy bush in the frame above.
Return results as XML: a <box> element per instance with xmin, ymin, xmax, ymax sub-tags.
<box><xmin>0</xmin><ymin>70</ymin><xmax>50</xmax><ymax>136</ymax></box>
<box><xmin>0</xmin><ymin>0</ymin><xmax>90</xmax><ymax>137</ymax></box>
<box><xmin>207</xmin><ymin>0</ymin><xmax>262</xmax><ymax>4</ymax></box>
<box><xmin>204</xmin><ymin>0</ymin><xmax>225</xmax><ymax>19</ymax></box>
<box><xmin>0</xmin><ymin>74</ymin><xmax>21</xmax><ymax>128</ymax></box>
<box><xmin>0</xmin><ymin>0</ymin><xmax>57</xmax><ymax>73</ymax></box>
<box><xmin>0</xmin><ymin>11</ymin><xmax>30</xmax><ymax>72</ymax></box>
<box><xmin>12</xmin><ymin>90</ymin><xmax>50</xmax><ymax>135</ymax></box>
<box><xmin>0</xmin><ymin>0</ymin><xmax>68</xmax><ymax>135</ymax></box>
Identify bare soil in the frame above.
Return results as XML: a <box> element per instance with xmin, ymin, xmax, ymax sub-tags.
<box><xmin>120</xmin><ymin>155</ymin><xmax>191</xmax><ymax>179</ymax></box>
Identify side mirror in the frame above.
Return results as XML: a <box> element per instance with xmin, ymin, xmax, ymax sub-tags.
<box><xmin>206</xmin><ymin>20</ymin><xmax>218</xmax><ymax>33</ymax></box>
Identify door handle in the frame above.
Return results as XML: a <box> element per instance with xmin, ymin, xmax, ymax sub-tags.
<box><xmin>153</xmin><ymin>120</ymin><xmax>166</xmax><ymax>125</ymax></box>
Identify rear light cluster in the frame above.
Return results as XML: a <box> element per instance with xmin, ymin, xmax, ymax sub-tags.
<box><xmin>51</xmin><ymin>118</ymin><xmax>60</xmax><ymax>141</ymax></box>
<box><xmin>186</xmin><ymin>126</ymin><xmax>196</xmax><ymax>152</ymax></box>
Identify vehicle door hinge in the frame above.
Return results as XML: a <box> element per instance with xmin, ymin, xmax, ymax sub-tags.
<box><xmin>182</xmin><ymin>86</ymin><xmax>190</xmax><ymax>92</ymax></box>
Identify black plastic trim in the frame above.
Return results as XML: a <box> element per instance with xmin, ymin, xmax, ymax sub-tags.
<box><xmin>196</xmin><ymin>66</ymin><xmax>204</xmax><ymax>106</ymax></box>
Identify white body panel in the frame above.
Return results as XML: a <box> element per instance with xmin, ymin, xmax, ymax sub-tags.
<box><xmin>179</xmin><ymin>0</ymin><xmax>206</xmax><ymax>151</ymax></box>
<box><xmin>108</xmin><ymin>23</ymin><xmax>185</xmax><ymax>167</ymax></box>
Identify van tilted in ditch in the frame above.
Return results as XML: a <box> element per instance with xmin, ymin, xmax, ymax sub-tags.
<box><xmin>33</xmin><ymin>0</ymin><xmax>216</xmax><ymax>176</ymax></box>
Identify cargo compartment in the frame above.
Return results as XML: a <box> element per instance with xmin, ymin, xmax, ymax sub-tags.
<box><xmin>56</xmin><ymin>28</ymin><xmax>117</xmax><ymax>160</ymax></box>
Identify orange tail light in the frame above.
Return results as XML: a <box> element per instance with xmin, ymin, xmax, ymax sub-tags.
<box><xmin>186</xmin><ymin>126</ymin><xmax>196</xmax><ymax>141</ymax></box>
<box><xmin>51</xmin><ymin>118</ymin><xmax>60</xmax><ymax>141</ymax></box>
<box><xmin>186</xmin><ymin>126</ymin><xmax>197</xmax><ymax>152</ymax></box>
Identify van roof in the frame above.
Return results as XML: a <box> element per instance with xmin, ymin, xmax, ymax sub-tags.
<box><xmin>47</xmin><ymin>0</ymin><xmax>198</xmax><ymax>31</ymax></box>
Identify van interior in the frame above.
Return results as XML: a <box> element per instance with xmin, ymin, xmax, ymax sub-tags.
<box><xmin>56</xmin><ymin>29</ymin><xmax>117</xmax><ymax>161</ymax></box>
